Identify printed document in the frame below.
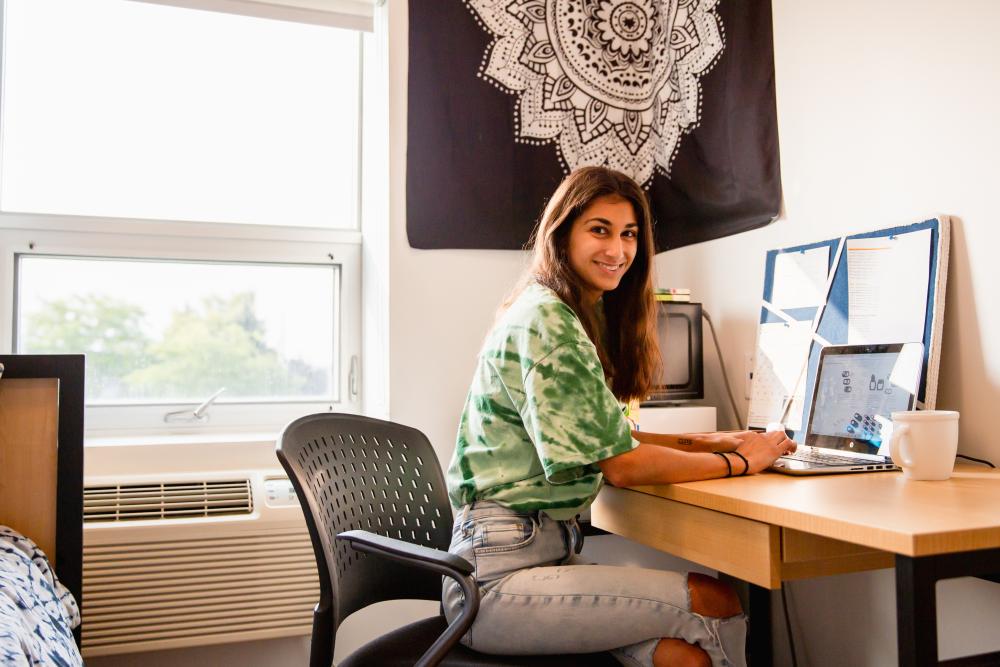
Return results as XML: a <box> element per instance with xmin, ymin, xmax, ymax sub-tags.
<box><xmin>748</xmin><ymin>320</ymin><xmax>814</xmax><ymax>430</ymax></box>
<box><xmin>771</xmin><ymin>247</ymin><xmax>830</xmax><ymax>310</ymax></box>
<box><xmin>846</xmin><ymin>230</ymin><xmax>931</xmax><ymax>344</ymax></box>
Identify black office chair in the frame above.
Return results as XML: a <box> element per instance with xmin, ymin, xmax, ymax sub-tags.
<box><xmin>277</xmin><ymin>413</ymin><xmax>619</xmax><ymax>667</ymax></box>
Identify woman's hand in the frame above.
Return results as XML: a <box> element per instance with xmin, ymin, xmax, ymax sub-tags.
<box><xmin>733</xmin><ymin>431</ymin><xmax>797</xmax><ymax>474</ymax></box>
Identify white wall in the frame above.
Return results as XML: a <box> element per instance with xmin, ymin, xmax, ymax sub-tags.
<box><xmin>384</xmin><ymin>2</ymin><xmax>528</xmax><ymax>465</ymax></box>
<box><xmin>381</xmin><ymin>0</ymin><xmax>1000</xmax><ymax>665</ymax></box>
<box><xmin>658</xmin><ymin>0</ymin><xmax>1000</xmax><ymax>664</ymax></box>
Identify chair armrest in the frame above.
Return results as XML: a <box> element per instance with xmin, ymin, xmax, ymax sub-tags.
<box><xmin>336</xmin><ymin>530</ymin><xmax>479</xmax><ymax>667</ymax></box>
<box><xmin>337</xmin><ymin>529</ymin><xmax>473</xmax><ymax>575</ymax></box>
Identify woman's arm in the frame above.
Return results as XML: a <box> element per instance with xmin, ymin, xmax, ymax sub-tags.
<box><xmin>630</xmin><ymin>430</ymin><xmax>761</xmax><ymax>453</ymax></box>
<box><xmin>597</xmin><ymin>430</ymin><xmax>795</xmax><ymax>487</ymax></box>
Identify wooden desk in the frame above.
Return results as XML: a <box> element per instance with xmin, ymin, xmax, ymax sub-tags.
<box><xmin>591</xmin><ymin>465</ymin><xmax>1000</xmax><ymax>667</ymax></box>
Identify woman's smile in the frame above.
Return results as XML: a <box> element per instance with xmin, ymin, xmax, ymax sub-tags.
<box><xmin>595</xmin><ymin>260</ymin><xmax>625</xmax><ymax>274</ymax></box>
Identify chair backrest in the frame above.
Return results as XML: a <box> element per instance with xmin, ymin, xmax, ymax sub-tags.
<box><xmin>276</xmin><ymin>413</ymin><xmax>455</xmax><ymax>643</ymax></box>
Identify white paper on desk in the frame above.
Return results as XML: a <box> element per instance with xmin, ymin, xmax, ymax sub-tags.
<box><xmin>747</xmin><ymin>320</ymin><xmax>813</xmax><ymax>430</ymax></box>
<box><xmin>771</xmin><ymin>247</ymin><xmax>830</xmax><ymax>310</ymax></box>
<box><xmin>846</xmin><ymin>230</ymin><xmax>931</xmax><ymax>344</ymax></box>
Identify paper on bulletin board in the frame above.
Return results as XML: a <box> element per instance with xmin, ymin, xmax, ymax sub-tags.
<box><xmin>846</xmin><ymin>229</ymin><xmax>931</xmax><ymax>344</ymax></box>
<box><xmin>771</xmin><ymin>247</ymin><xmax>830</xmax><ymax>310</ymax></box>
<box><xmin>748</xmin><ymin>320</ymin><xmax>814</xmax><ymax>430</ymax></box>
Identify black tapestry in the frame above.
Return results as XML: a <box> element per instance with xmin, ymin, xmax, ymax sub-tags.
<box><xmin>406</xmin><ymin>0</ymin><xmax>781</xmax><ymax>252</ymax></box>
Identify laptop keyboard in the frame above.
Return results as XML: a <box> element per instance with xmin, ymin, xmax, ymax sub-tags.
<box><xmin>782</xmin><ymin>450</ymin><xmax>867</xmax><ymax>466</ymax></box>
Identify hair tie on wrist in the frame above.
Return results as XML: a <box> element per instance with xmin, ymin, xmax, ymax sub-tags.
<box><xmin>731</xmin><ymin>451</ymin><xmax>750</xmax><ymax>476</ymax></box>
<box><xmin>713</xmin><ymin>451</ymin><xmax>732</xmax><ymax>478</ymax></box>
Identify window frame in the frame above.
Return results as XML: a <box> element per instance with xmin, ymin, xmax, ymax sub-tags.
<box><xmin>0</xmin><ymin>224</ymin><xmax>362</xmax><ymax>437</ymax></box>
<box><xmin>0</xmin><ymin>0</ymin><xmax>368</xmax><ymax>437</ymax></box>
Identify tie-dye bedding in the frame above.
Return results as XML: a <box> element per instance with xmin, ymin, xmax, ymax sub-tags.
<box><xmin>0</xmin><ymin>526</ymin><xmax>82</xmax><ymax>666</ymax></box>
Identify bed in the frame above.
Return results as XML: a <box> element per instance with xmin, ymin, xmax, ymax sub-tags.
<box><xmin>0</xmin><ymin>355</ymin><xmax>85</xmax><ymax>666</ymax></box>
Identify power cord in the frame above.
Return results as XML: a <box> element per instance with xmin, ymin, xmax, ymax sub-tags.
<box><xmin>956</xmin><ymin>454</ymin><xmax>996</xmax><ymax>468</ymax></box>
<box><xmin>702</xmin><ymin>310</ymin><xmax>743</xmax><ymax>429</ymax></box>
<box><xmin>781</xmin><ymin>583</ymin><xmax>800</xmax><ymax>667</ymax></box>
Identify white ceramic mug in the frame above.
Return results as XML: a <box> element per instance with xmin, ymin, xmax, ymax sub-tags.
<box><xmin>888</xmin><ymin>410</ymin><xmax>960</xmax><ymax>480</ymax></box>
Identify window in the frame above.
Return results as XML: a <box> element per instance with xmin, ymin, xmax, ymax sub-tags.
<box><xmin>17</xmin><ymin>256</ymin><xmax>339</xmax><ymax>403</ymax></box>
<box><xmin>1</xmin><ymin>0</ymin><xmax>362</xmax><ymax>228</ymax></box>
<box><xmin>0</xmin><ymin>0</ymin><xmax>369</xmax><ymax>435</ymax></box>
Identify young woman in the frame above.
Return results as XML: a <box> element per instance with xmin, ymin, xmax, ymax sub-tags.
<box><xmin>443</xmin><ymin>166</ymin><xmax>795</xmax><ymax>667</ymax></box>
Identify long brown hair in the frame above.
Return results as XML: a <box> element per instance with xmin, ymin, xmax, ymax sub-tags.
<box><xmin>505</xmin><ymin>166</ymin><xmax>660</xmax><ymax>402</ymax></box>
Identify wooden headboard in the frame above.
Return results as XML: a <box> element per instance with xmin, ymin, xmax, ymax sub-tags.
<box><xmin>0</xmin><ymin>355</ymin><xmax>84</xmax><ymax>641</ymax></box>
<box><xmin>0</xmin><ymin>377</ymin><xmax>60</xmax><ymax>558</ymax></box>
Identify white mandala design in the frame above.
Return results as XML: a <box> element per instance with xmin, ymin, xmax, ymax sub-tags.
<box><xmin>464</xmin><ymin>0</ymin><xmax>725</xmax><ymax>185</ymax></box>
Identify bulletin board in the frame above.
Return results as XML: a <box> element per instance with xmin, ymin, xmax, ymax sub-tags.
<box><xmin>747</xmin><ymin>217</ymin><xmax>950</xmax><ymax>440</ymax></box>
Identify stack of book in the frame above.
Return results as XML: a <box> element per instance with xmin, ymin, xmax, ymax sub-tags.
<box><xmin>654</xmin><ymin>288</ymin><xmax>691</xmax><ymax>302</ymax></box>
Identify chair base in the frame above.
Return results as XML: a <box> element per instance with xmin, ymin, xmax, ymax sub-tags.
<box><xmin>339</xmin><ymin>615</ymin><xmax>620</xmax><ymax>667</ymax></box>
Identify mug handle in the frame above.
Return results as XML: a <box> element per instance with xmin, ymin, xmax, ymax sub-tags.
<box><xmin>890</xmin><ymin>424</ymin><xmax>913</xmax><ymax>468</ymax></box>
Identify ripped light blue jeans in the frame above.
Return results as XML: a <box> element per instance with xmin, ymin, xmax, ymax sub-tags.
<box><xmin>441</xmin><ymin>501</ymin><xmax>747</xmax><ymax>667</ymax></box>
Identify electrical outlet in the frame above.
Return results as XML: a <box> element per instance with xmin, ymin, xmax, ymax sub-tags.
<box><xmin>744</xmin><ymin>352</ymin><xmax>755</xmax><ymax>401</ymax></box>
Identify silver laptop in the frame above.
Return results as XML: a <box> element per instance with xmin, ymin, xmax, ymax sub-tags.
<box><xmin>770</xmin><ymin>342</ymin><xmax>924</xmax><ymax>475</ymax></box>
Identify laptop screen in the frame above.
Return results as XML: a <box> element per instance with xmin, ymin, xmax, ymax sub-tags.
<box><xmin>806</xmin><ymin>344</ymin><xmax>923</xmax><ymax>456</ymax></box>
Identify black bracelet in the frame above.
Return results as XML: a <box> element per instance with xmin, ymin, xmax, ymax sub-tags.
<box><xmin>731</xmin><ymin>451</ymin><xmax>750</xmax><ymax>476</ymax></box>
<box><xmin>713</xmin><ymin>451</ymin><xmax>732</xmax><ymax>477</ymax></box>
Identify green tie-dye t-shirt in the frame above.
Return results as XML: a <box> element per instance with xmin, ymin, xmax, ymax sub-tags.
<box><xmin>446</xmin><ymin>282</ymin><xmax>638</xmax><ymax>520</ymax></box>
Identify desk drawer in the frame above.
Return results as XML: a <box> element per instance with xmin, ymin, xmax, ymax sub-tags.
<box><xmin>591</xmin><ymin>488</ymin><xmax>893</xmax><ymax>589</ymax></box>
<box><xmin>591</xmin><ymin>486</ymin><xmax>782</xmax><ymax>588</ymax></box>
<box><xmin>780</xmin><ymin>528</ymin><xmax>893</xmax><ymax>581</ymax></box>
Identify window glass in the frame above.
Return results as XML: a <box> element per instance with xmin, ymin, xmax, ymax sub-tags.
<box><xmin>16</xmin><ymin>256</ymin><xmax>338</xmax><ymax>404</ymax></box>
<box><xmin>0</xmin><ymin>0</ymin><xmax>360</xmax><ymax>228</ymax></box>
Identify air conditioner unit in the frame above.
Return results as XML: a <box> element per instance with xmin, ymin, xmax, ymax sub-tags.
<box><xmin>81</xmin><ymin>436</ymin><xmax>319</xmax><ymax>657</ymax></box>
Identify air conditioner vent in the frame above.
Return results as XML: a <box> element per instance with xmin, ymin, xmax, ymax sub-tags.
<box><xmin>84</xmin><ymin>480</ymin><xmax>253</xmax><ymax>523</ymax></box>
<box><xmin>82</xmin><ymin>529</ymin><xmax>318</xmax><ymax>654</ymax></box>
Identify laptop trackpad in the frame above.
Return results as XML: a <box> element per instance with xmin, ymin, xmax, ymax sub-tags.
<box><xmin>772</xmin><ymin>458</ymin><xmax>816</xmax><ymax>472</ymax></box>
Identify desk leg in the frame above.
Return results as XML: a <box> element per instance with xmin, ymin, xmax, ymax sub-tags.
<box><xmin>896</xmin><ymin>549</ymin><xmax>1000</xmax><ymax>667</ymax></box>
<box><xmin>748</xmin><ymin>584</ymin><xmax>773</xmax><ymax>667</ymax></box>
<box><xmin>896</xmin><ymin>555</ymin><xmax>938</xmax><ymax>667</ymax></box>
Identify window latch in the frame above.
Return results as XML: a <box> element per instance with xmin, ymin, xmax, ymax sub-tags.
<box><xmin>164</xmin><ymin>387</ymin><xmax>226</xmax><ymax>423</ymax></box>
<box><xmin>349</xmin><ymin>355</ymin><xmax>360</xmax><ymax>401</ymax></box>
